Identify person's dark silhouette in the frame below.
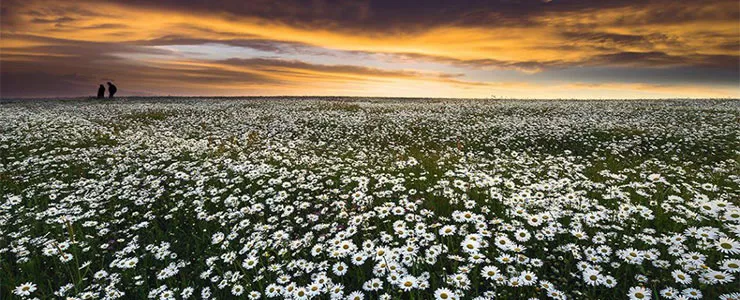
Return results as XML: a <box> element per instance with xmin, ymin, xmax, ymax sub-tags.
<box><xmin>97</xmin><ymin>84</ymin><xmax>105</xmax><ymax>99</ymax></box>
<box><xmin>107</xmin><ymin>82</ymin><xmax>117</xmax><ymax>98</ymax></box>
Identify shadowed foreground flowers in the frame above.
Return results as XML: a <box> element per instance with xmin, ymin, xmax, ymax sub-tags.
<box><xmin>1</xmin><ymin>98</ymin><xmax>739</xmax><ymax>299</ymax></box>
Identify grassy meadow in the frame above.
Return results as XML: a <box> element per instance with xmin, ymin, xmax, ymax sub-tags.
<box><xmin>1</xmin><ymin>98</ymin><xmax>739</xmax><ymax>299</ymax></box>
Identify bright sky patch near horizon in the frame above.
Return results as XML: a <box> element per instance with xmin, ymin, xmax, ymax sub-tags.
<box><xmin>1</xmin><ymin>0</ymin><xmax>738</xmax><ymax>98</ymax></box>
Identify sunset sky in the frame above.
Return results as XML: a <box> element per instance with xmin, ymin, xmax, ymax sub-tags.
<box><xmin>1</xmin><ymin>0</ymin><xmax>738</xmax><ymax>98</ymax></box>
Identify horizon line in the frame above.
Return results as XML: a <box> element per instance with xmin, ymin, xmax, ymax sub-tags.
<box><xmin>2</xmin><ymin>95</ymin><xmax>740</xmax><ymax>102</ymax></box>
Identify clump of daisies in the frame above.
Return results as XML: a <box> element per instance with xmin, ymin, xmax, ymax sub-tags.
<box><xmin>1</xmin><ymin>98</ymin><xmax>739</xmax><ymax>299</ymax></box>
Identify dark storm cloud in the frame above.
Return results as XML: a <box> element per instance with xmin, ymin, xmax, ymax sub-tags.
<box><xmin>81</xmin><ymin>23</ymin><xmax>130</xmax><ymax>30</ymax></box>
<box><xmin>30</xmin><ymin>16</ymin><xmax>77</xmax><ymax>24</ymax></box>
<box><xmin>0</xmin><ymin>0</ymin><xmax>592</xmax><ymax>31</ymax></box>
<box><xmin>94</xmin><ymin>0</ymin><xmax>738</xmax><ymax>32</ymax></box>
<box><xmin>587</xmin><ymin>52</ymin><xmax>739</xmax><ymax>69</ymax></box>
<box><xmin>4</xmin><ymin>0</ymin><xmax>736</xmax><ymax>34</ymax></box>
<box><xmin>559</xmin><ymin>32</ymin><xmax>679</xmax><ymax>50</ymax></box>
<box><xmin>104</xmin><ymin>0</ymin><xmax>513</xmax><ymax>32</ymax></box>
<box><xmin>718</xmin><ymin>42</ymin><xmax>740</xmax><ymax>52</ymax></box>
<box><xmin>381</xmin><ymin>50</ymin><xmax>740</xmax><ymax>72</ymax></box>
<box><xmin>1</xmin><ymin>33</ymin><xmax>178</xmax><ymax>58</ymax></box>
<box><xmin>608</xmin><ymin>2</ymin><xmax>740</xmax><ymax>26</ymax></box>
<box><xmin>533</xmin><ymin>67</ymin><xmax>740</xmax><ymax>86</ymax></box>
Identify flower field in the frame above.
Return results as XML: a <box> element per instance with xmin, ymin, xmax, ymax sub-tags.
<box><xmin>1</xmin><ymin>98</ymin><xmax>739</xmax><ymax>299</ymax></box>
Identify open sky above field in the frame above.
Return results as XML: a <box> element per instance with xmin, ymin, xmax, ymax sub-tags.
<box><xmin>1</xmin><ymin>0</ymin><xmax>739</xmax><ymax>98</ymax></box>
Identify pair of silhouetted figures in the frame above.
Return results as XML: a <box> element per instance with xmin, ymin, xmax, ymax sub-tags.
<box><xmin>97</xmin><ymin>82</ymin><xmax>117</xmax><ymax>99</ymax></box>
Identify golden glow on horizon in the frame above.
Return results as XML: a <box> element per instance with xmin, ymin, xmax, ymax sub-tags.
<box><xmin>1</xmin><ymin>0</ymin><xmax>738</xmax><ymax>98</ymax></box>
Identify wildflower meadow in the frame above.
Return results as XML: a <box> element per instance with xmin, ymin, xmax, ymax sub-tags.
<box><xmin>1</xmin><ymin>98</ymin><xmax>738</xmax><ymax>300</ymax></box>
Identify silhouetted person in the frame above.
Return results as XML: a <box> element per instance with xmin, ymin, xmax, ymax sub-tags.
<box><xmin>107</xmin><ymin>82</ymin><xmax>117</xmax><ymax>98</ymax></box>
<box><xmin>97</xmin><ymin>84</ymin><xmax>105</xmax><ymax>99</ymax></box>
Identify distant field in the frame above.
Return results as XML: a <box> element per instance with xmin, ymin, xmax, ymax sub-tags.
<box><xmin>1</xmin><ymin>98</ymin><xmax>739</xmax><ymax>299</ymax></box>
